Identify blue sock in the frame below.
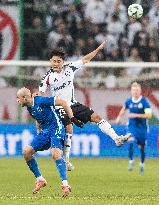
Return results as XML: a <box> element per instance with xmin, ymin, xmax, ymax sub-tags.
<box><xmin>26</xmin><ymin>158</ymin><xmax>41</xmax><ymax>178</ymax></box>
<box><xmin>55</xmin><ymin>159</ymin><xmax>67</xmax><ymax>181</ymax></box>
<box><xmin>140</xmin><ymin>146</ymin><xmax>145</xmax><ymax>163</ymax></box>
<box><xmin>128</xmin><ymin>143</ymin><xmax>134</xmax><ymax>160</ymax></box>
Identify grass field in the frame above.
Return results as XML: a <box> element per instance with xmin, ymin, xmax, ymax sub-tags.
<box><xmin>0</xmin><ymin>158</ymin><xmax>159</xmax><ymax>205</ymax></box>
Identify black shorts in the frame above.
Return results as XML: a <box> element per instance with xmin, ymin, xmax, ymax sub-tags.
<box><xmin>56</xmin><ymin>102</ymin><xmax>94</xmax><ymax>127</ymax></box>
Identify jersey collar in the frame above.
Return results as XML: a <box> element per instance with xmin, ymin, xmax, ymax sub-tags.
<box><xmin>132</xmin><ymin>96</ymin><xmax>142</xmax><ymax>103</ymax></box>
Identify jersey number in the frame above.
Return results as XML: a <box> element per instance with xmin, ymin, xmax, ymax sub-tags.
<box><xmin>58</xmin><ymin>108</ymin><xmax>66</xmax><ymax>118</ymax></box>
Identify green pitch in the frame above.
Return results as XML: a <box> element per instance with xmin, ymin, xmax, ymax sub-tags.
<box><xmin>0</xmin><ymin>158</ymin><xmax>159</xmax><ymax>205</ymax></box>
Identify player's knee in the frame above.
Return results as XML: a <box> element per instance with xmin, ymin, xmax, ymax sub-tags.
<box><xmin>22</xmin><ymin>147</ymin><xmax>34</xmax><ymax>161</ymax></box>
<box><xmin>91</xmin><ymin>113</ymin><xmax>102</xmax><ymax>123</ymax></box>
<box><xmin>52</xmin><ymin>148</ymin><xmax>61</xmax><ymax>160</ymax></box>
<box><xmin>66</xmin><ymin>124</ymin><xmax>73</xmax><ymax>134</ymax></box>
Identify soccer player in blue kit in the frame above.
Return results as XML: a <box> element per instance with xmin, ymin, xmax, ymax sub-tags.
<box><xmin>16</xmin><ymin>87</ymin><xmax>83</xmax><ymax>197</ymax></box>
<box><xmin>116</xmin><ymin>82</ymin><xmax>152</xmax><ymax>173</ymax></box>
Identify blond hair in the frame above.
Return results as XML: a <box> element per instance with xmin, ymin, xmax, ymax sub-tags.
<box><xmin>131</xmin><ymin>82</ymin><xmax>141</xmax><ymax>89</ymax></box>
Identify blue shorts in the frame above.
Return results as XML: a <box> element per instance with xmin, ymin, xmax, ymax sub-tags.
<box><xmin>127</xmin><ymin>129</ymin><xmax>147</xmax><ymax>146</ymax></box>
<box><xmin>30</xmin><ymin>127</ymin><xmax>65</xmax><ymax>152</ymax></box>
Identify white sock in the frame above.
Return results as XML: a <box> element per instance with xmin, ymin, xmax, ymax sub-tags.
<box><xmin>62</xmin><ymin>180</ymin><xmax>68</xmax><ymax>186</ymax></box>
<box><xmin>36</xmin><ymin>176</ymin><xmax>44</xmax><ymax>181</ymax></box>
<box><xmin>140</xmin><ymin>162</ymin><xmax>144</xmax><ymax>167</ymax></box>
<box><xmin>64</xmin><ymin>134</ymin><xmax>72</xmax><ymax>162</ymax></box>
<box><xmin>97</xmin><ymin>119</ymin><xmax>119</xmax><ymax>141</ymax></box>
<box><xmin>129</xmin><ymin>160</ymin><xmax>134</xmax><ymax>164</ymax></box>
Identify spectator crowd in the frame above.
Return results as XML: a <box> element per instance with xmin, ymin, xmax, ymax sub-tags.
<box><xmin>24</xmin><ymin>0</ymin><xmax>159</xmax><ymax>64</ymax></box>
<box><xmin>1</xmin><ymin>0</ymin><xmax>159</xmax><ymax>89</ymax></box>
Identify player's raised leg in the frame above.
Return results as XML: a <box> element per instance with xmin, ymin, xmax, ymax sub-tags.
<box><xmin>23</xmin><ymin>145</ymin><xmax>47</xmax><ymax>194</ymax></box>
<box><xmin>91</xmin><ymin>113</ymin><xmax>129</xmax><ymax>146</ymax></box>
<box><xmin>51</xmin><ymin>146</ymin><xmax>71</xmax><ymax>197</ymax></box>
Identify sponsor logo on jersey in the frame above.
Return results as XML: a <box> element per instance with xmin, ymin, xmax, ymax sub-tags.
<box><xmin>54</xmin><ymin>81</ymin><xmax>72</xmax><ymax>91</ymax></box>
<box><xmin>41</xmin><ymin>69</ymin><xmax>52</xmax><ymax>80</ymax></box>
<box><xmin>138</xmin><ymin>103</ymin><xmax>143</xmax><ymax>109</ymax></box>
<box><xmin>65</xmin><ymin>71</ymin><xmax>71</xmax><ymax>76</ymax></box>
<box><xmin>54</xmin><ymin>78</ymin><xmax>58</xmax><ymax>82</ymax></box>
<box><xmin>37</xmin><ymin>107</ymin><xmax>42</xmax><ymax>112</ymax></box>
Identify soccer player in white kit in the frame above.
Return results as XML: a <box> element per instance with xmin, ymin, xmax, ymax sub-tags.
<box><xmin>39</xmin><ymin>41</ymin><xmax>129</xmax><ymax>170</ymax></box>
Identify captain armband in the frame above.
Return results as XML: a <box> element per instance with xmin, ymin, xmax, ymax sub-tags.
<box><xmin>144</xmin><ymin>108</ymin><xmax>152</xmax><ymax>115</ymax></box>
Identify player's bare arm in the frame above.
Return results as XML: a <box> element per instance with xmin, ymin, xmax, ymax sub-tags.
<box><xmin>128</xmin><ymin>109</ymin><xmax>152</xmax><ymax>119</ymax></box>
<box><xmin>81</xmin><ymin>41</ymin><xmax>105</xmax><ymax>64</ymax></box>
<box><xmin>55</xmin><ymin>98</ymin><xmax>74</xmax><ymax>119</ymax></box>
<box><xmin>115</xmin><ymin>107</ymin><xmax>127</xmax><ymax>124</ymax></box>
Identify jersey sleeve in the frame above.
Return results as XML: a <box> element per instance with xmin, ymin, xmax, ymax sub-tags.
<box><xmin>36</xmin><ymin>96</ymin><xmax>56</xmax><ymax>107</ymax></box>
<box><xmin>124</xmin><ymin>99</ymin><xmax>129</xmax><ymax>109</ymax></box>
<box><xmin>68</xmin><ymin>60</ymin><xmax>84</xmax><ymax>73</ymax></box>
<box><xmin>39</xmin><ymin>71</ymin><xmax>50</xmax><ymax>93</ymax></box>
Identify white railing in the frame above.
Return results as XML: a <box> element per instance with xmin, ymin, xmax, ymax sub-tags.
<box><xmin>0</xmin><ymin>60</ymin><xmax>158</xmax><ymax>88</ymax></box>
<box><xmin>0</xmin><ymin>60</ymin><xmax>159</xmax><ymax>68</ymax></box>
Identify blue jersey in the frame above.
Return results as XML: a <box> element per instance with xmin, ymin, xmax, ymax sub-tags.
<box><xmin>125</xmin><ymin>96</ymin><xmax>150</xmax><ymax>134</ymax></box>
<box><xmin>27</xmin><ymin>96</ymin><xmax>63</xmax><ymax>130</ymax></box>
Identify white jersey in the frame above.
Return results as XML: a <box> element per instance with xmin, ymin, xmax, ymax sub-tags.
<box><xmin>39</xmin><ymin>60</ymin><xmax>84</xmax><ymax>107</ymax></box>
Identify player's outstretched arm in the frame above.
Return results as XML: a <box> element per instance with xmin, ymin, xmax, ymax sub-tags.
<box><xmin>115</xmin><ymin>107</ymin><xmax>127</xmax><ymax>124</ymax></box>
<box><xmin>55</xmin><ymin>98</ymin><xmax>84</xmax><ymax>128</ymax></box>
<box><xmin>81</xmin><ymin>41</ymin><xmax>105</xmax><ymax>64</ymax></box>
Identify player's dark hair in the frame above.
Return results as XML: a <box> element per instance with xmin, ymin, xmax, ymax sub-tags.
<box><xmin>49</xmin><ymin>48</ymin><xmax>65</xmax><ymax>60</ymax></box>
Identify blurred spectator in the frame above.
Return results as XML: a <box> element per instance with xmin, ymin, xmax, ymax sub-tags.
<box><xmin>113</xmin><ymin>0</ymin><xmax>128</xmax><ymax>25</ymax></box>
<box><xmin>67</xmin><ymin>5</ymin><xmax>83</xmax><ymax>40</ymax></box>
<box><xmin>149</xmin><ymin>0</ymin><xmax>159</xmax><ymax>28</ymax></box>
<box><xmin>122</xmin><ymin>0</ymin><xmax>134</xmax><ymax>7</ymax></box>
<box><xmin>76</xmin><ymin>38</ymin><xmax>87</xmax><ymax>54</ymax></box>
<box><xmin>83</xmin><ymin>37</ymin><xmax>99</xmax><ymax>55</ymax></box>
<box><xmin>57</xmin><ymin>31</ymin><xmax>74</xmax><ymax>56</ymax></box>
<box><xmin>24</xmin><ymin>16</ymin><xmax>47</xmax><ymax>59</ymax></box>
<box><xmin>141</xmin><ymin>16</ymin><xmax>159</xmax><ymax>54</ymax></box>
<box><xmin>84</xmin><ymin>0</ymin><xmax>107</xmax><ymax>25</ymax></box>
<box><xmin>125</xmin><ymin>18</ymin><xmax>141</xmax><ymax>46</ymax></box>
<box><xmin>118</xmin><ymin>35</ymin><xmax>129</xmax><ymax>60</ymax></box>
<box><xmin>109</xmin><ymin>48</ymin><xmax>121</xmax><ymax>61</ymax></box>
<box><xmin>147</xmin><ymin>38</ymin><xmax>159</xmax><ymax>61</ymax></box>
<box><xmin>126</xmin><ymin>48</ymin><xmax>143</xmax><ymax>77</ymax></box>
<box><xmin>132</xmin><ymin>24</ymin><xmax>150</xmax><ymax>61</ymax></box>
<box><xmin>47</xmin><ymin>22</ymin><xmax>65</xmax><ymax>50</ymax></box>
<box><xmin>103</xmin><ymin>0</ymin><xmax>117</xmax><ymax>23</ymax></box>
<box><xmin>91</xmin><ymin>25</ymin><xmax>100</xmax><ymax>38</ymax></box>
<box><xmin>148</xmin><ymin>1</ymin><xmax>159</xmax><ymax>54</ymax></box>
<box><xmin>107</xmin><ymin>14</ymin><xmax>124</xmax><ymax>44</ymax></box>
<box><xmin>95</xmin><ymin>29</ymin><xmax>117</xmax><ymax>57</ymax></box>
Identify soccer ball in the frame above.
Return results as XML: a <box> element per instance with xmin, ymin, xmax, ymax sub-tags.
<box><xmin>128</xmin><ymin>4</ymin><xmax>143</xmax><ymax>19</ymax></box>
